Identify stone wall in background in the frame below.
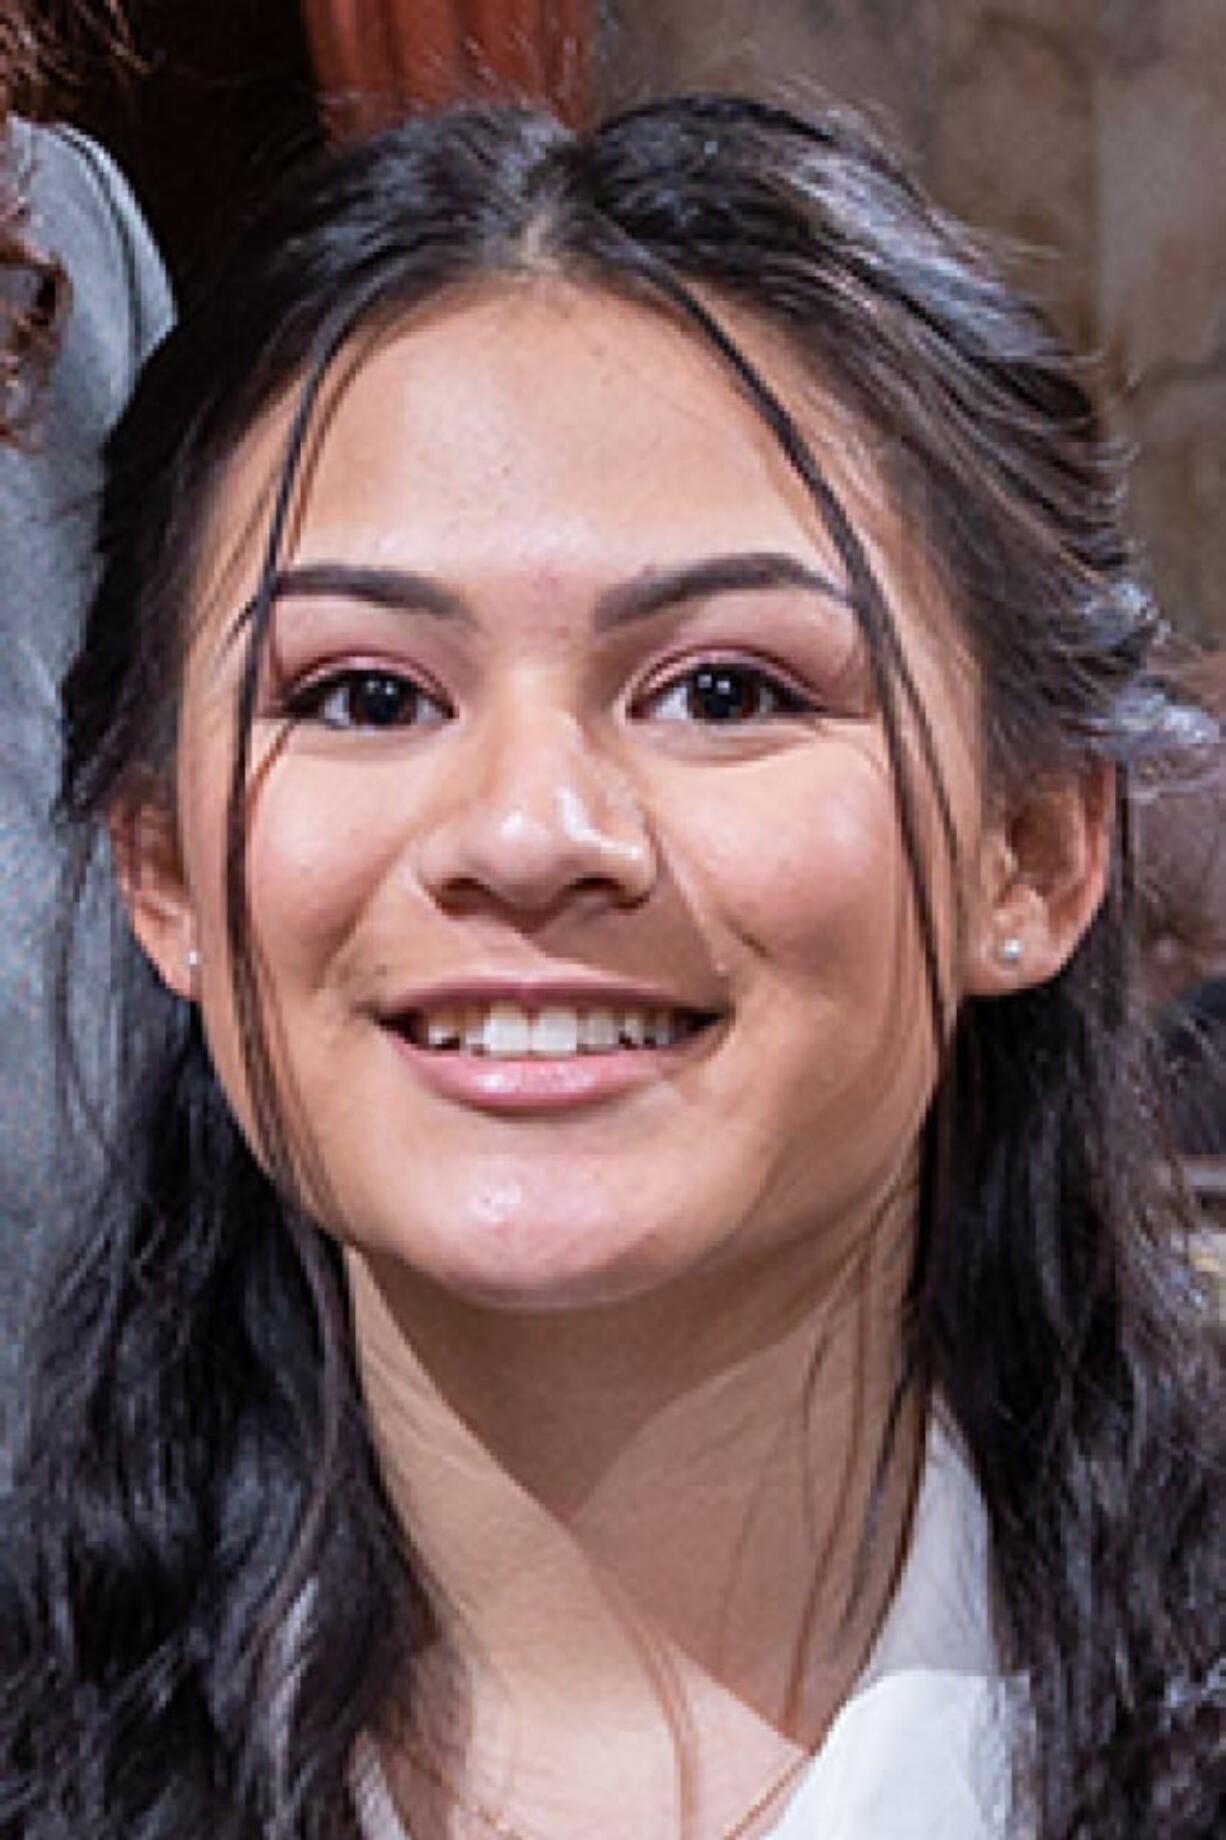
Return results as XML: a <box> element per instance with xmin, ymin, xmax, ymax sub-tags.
<box><xmin>604</xmin><ymin>0</ymin><xmax>1226</xmax><ymax>644</ymax></box>
<box><xmin>1097</xmin><ymin>1</ymin><xmax>1226</xmax><ymax>647</ymax></box>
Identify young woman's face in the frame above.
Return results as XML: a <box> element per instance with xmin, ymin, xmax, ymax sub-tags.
<box><xmin>135</xmin><ymin>285</ymin><xmax>1016</xmax><ymax>1311</ymax></box>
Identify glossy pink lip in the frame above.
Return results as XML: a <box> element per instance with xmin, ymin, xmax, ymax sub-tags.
<box><xmin>374</xmin><ymin>974</ymin><xmax>727</xmax><ymax>1114</ymax></box>
<box><xmin>377</xmin><ymin>974</ymin><xmax>723</xmax><ymax>1115</ymax></box>
<box><xmin>386</xmin><ymin>1027</ymin><xmax>717</xmax><ymax>1114</ymax></box>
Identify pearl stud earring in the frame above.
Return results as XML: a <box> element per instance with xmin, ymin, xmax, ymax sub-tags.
<box><xmin>996</xmin><ymin>937</ymin><xmax>1024</xmax><ymax>967</ymax></box>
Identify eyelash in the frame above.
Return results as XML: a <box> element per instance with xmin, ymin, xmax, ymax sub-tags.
<box><xmin>638</xmin><ymin>658</ymin><xmax>814</xmax><ymax>726</ymax></box>
<box><xmin>276</xmin><ymin>656</ymin><xmax>813</xmax><ymax>734</ymax></box>
<box><xmin>279</xmin><ymin>667</ymin><xmax>449</xmax><ymax>731</ymax></box>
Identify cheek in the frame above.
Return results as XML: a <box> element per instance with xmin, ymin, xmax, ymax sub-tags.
<box><xmin>242</xmin><ymin>761</ymin><xmax>404</xmax><ymax>977</ymax></box>
<box><xmin>666</xmin><ymin>748</ymin><xmax>913</xmax><ymax>986</ymax></box>
<box><xmin>182</xmin><ymin>757</ymin><xmax>404</xmax><ymax>1124</ymax></box>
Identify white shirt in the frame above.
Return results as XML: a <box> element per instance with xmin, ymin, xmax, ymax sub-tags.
<box><xmin>351</xmin><ymin>1421</ymin><xmax>1017</xmax><ymax>1838</ymax></box>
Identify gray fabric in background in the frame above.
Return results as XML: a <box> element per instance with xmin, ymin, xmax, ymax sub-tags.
<box><xmin>0</xmin><ymin>120</ymin><xmax>172</xmax><ymax>1464</ymax></box>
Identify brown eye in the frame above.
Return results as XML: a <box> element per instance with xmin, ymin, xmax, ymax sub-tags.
<box><xmin>646</xmin><ymin>662</ymin><xmax>809</xmax><ymax>726</ymax></box>
<box><xmin>289</xmin><ymin>669</ymin><xmax>447</xmax><ymax>731</ymax></box>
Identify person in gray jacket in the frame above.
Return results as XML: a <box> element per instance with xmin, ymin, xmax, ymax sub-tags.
<box><xmin>0</xmin><ymin>104</ymin><xmax>172</xmax><ymax>1451</ymax></box>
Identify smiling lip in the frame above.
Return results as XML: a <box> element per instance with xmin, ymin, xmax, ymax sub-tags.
<box><xmin>378</xmin><ymin>979</ymin><xmax>724</xmax><ymax>1114</ymax></box>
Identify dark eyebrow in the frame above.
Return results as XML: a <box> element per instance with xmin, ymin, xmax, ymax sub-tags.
<box><xmin>593</xmin><ymin>551</ymin><xmax>851</xmax><ymax>632</ymax></box>
<box><xmin>224</xmin><ymin>561</ymin><xmax>471</xmax><ymax>647</ymax></box>
<box><xmin>224</xmin><ymin>551</ymin><xmax>850</xmax><ymax>649</ymax></box>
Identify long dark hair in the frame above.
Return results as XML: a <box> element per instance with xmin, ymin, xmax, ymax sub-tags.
<box><xmin>3</xmin><ymin>98</ymin><xmax>1223</xmax><ymax>1839</ymax></box>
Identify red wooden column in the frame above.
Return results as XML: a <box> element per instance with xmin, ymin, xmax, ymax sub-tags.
<box><xmin>302</xmin><ymin>0</ymin><xmax>594</xmax><ymax>136</ymax></box>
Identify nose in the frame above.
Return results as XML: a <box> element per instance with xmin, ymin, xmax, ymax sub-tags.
<box><xmin>415</xmin><ymin>703</ymin><xmax>657</xmax><ymax>915</ymax></box>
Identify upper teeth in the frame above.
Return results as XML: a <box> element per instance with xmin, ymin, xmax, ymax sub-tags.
<box><xmin>408</xmin><ymin>1002</ymin><xmax>694</xmax><ymax>1057</ymax></box>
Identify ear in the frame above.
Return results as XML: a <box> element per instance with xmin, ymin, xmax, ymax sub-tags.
<box><xmin>963</xmin><ymin>762</ymin><xmax>1114</xmax><ymax>997</ymax></box>
<box><xmin>109</xmin><ymin>784</ymin><xmax>199</xmax><ymax>1001</ymax></box>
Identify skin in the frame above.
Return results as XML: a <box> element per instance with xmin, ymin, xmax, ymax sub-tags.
<box><xmin>124</xmin><ymin>283</ymin><xmax>1110</xmax><ymax>1836</ymax></box>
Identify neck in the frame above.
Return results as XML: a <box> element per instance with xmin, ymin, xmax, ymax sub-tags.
<box><xmin>347</xmin><ymin>1206</ymin><xmax>922</xmax><ymax>1835</ymax></box>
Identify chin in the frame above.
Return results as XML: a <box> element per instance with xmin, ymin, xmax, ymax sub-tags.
<box><xmin>439</xmin><ymin>1228</ymin><xmax>692</xmax><ymax>1314</ymax></box>
<box><xmin>350</xmin><ymin>1191</ymin><xmax>702</xmax><ymax>1316</ymax></box>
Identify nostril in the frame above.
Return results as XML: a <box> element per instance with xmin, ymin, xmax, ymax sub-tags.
<box><xmin>414</xmin><ymin>771</ymin><xmax>658</xmax><ymax>913</ymax></box>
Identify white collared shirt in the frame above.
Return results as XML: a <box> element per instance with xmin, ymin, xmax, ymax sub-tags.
<box><xmin>352</xmin><ymin>1420</ymin><xmax>1018</xmax><ymax>1838</ymax></box>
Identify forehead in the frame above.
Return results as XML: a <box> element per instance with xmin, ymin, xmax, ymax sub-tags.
<box><xmin>196</xmin><ymin>280</ymin><xmax>967</xmax><ymax>683</ymax></box>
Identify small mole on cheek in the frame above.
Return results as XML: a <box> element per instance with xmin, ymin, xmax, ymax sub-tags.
<box><xmin>532</xmin><ymin>564</ymin><xmax>563</xmax><ymax>597</ymax></box>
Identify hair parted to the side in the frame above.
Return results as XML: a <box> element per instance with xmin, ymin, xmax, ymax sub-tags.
<box><xmin>2</xmin><ymin>98</ymin><xmax>1222</xmax><ymax>1840</ymax></box>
